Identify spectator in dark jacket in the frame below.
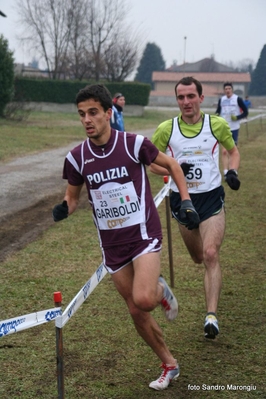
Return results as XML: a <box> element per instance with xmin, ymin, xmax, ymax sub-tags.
<box><xmin>110</xmin><ymin>93</ymin><xmax>125</xmax><ymax>131</ymax></box>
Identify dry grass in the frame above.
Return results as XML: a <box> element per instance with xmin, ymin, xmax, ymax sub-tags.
<box><xmin>0</xmin><ymin>109</ymin><xmax>178</xmax><ymax>163</ymax></box>
<box><xmin>0</xmin><ymin>114</ymin><xmax>265</xmax><ymax>398</ymax></box>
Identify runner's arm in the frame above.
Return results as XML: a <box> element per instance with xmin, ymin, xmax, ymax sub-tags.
<box><xmin>64</xmin><ymin>183</ymin><xmax>84</xmax><ymax>215</ymax></box>
<box><xmin>149</xmin><ymin>119</ymin><xmax>173</xmax><ymax>175</ymax></box>
<box><xmin>152</xmin><ymin>151</ymin><xmax>190</xmax><ymax>200</ymax></box>
<box><xmin>149</xmin><ymin>162</ymin><xmax>169</xmax><ymax>176</ymax></box>
<box><xmin>237</xmin><ymin>97</ymin><xmax>248</xmax><ymax>119</ymax></box>
<box><xmin>227</xmin><ymin>146</ymin><xmax>240</xmax><ymax>171</ymax></box>
<box><xmin>215</xmin><ymin>99</ymin><xmax>221</xmax><ymax>115</ymax></box>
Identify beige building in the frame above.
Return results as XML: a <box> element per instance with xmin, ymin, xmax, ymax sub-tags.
<box><xmin>149</xmin><ymin>58</ymin><xmax>251</xmax><ymax>107</ymax></box>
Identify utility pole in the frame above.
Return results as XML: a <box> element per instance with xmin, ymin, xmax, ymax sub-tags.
<box><xmin>183</xmin><ymin>36</ymin><xmax>187</xmax><ymax>64</ymax></box>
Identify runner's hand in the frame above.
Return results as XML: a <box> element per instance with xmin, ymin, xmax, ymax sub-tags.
<box><xmin>231</xmin><ymin>115</ymin><xmax>238</xmax><ymax>121</ymax></box>
<box><xmin>179</xmin><ymin>200</ymin><xmax>200</xmax><ymax>230</ymax></box>
<box><xmin>53</xmin><ymin>200</ymin><xmax>68</xmax><ymax>221</ymax></box>
<box><xmin>180</xmin><ymin>163</ymin><xmax>194</xmax><ymax>176</ymax></box>
<box><xmin>225</xmin><ymin>170</ymin><xmax>240</xmax><ymax>190</ymax></box>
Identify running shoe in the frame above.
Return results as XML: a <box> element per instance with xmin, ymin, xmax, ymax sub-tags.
<box><xmin>204</xmin><ymin>312</ymin><xmax>219</xmax><ymax>339</ymax></box>
<box><xmin>159</xmin><ymin>276</ymin><xmax>178</xmax><ymax>321</ymax></box>
<box><xmin>149</xmin><ymin>362</ymin><xmax>180</xmax><ymax>390</ymax></box>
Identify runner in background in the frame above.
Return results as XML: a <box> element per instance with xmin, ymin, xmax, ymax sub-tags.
<box><xmin>216</xmin><ymin>82</ymin><xmax>248</xmax><ymax>177</ymax></box>
<box><xmin>150</xmin><ymin>76</ymin><xmax>240</xmax><ymax>340</ymax></box>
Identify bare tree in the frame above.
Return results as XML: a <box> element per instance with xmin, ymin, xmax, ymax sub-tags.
<box><xmin>63</xmin><ymin>0</ymin><xmax>93</xmax><ymax>80</ymax></box>
<box><xmin>87</xmin><ymin>0</ymin><xmax>139</xmax><ymax>81</ymax></box>
<box><xmin>67</xmin><ymin>0</ymin><xmax>141</xmax><ymax>81</ymax></box>
<box><xmin>223</xmin><ymin>58</ymin><xmax>255</xmax><ymax>73</ymax></box>
<box><xmin>235</xmin><ymin>58</ymin><xmax>255</xmax><ymax>73</ymax></box>
<box><xmin>103</xmin><ymin>30</ymin><xmax>139</xmax><ymax>82</ymax></box>
<box><xmin>16</xmin><ymin>0</ymin><xmax>74</xmax><ymax>79</ymax></box>
<box><xmin>16</xmin><ymin>0</ymin><xmax>142</xmax><ymax>82</ymax></box>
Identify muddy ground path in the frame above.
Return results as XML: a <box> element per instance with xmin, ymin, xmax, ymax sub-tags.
<box><xmin>0</xmin><ymin>190</ymin><xmax>89</xmax><ymax>262</ymax></box>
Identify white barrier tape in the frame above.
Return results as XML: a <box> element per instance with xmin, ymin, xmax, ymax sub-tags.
<box><xmin>55</xmin><ymin>264</ymin><xmax>107</xmax><ymax>328</ymax></box>
<box><xmin>0</xmin><ymin>307</ymin><xmax>62</xmax><ymax>338</ymax></box>
<box><xmin>240</xmin><ymin>114</ymin><xmax>266</xmax><ymax>124</ymax></box>
<box><xmin>56</xmin><ymin>180</ymin><xmax>172</xmax><ymax>329</ymax></box>
<box><xmin>153</xmin><ymin>178</ymin><xmax>171</xmax><ymax>208</ymax></box>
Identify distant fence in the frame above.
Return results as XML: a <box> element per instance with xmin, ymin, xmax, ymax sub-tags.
<box><xmin>240</xmin><ymin>113</ymin><xmax>266</xmax><ymax>124</ymax></box>
<box><xmin>240</xmin><ymin>113</ymin><xmax>266</xmax><ymax>138</ymax></box>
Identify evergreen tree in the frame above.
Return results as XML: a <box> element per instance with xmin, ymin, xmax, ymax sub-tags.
<box><xmin>0</xmin><ymin>35</ymin><xmax>14</xmax><ymax>117</ymax></box>
<box><xmin>135</xmin><ymin>42</ymin><xmax>165</xmax><ymax>89</ymax></box>
<box><xmin>249</xmin><ymin>44</ymin><xmax>266</xmax><ymax>95</ymax></box>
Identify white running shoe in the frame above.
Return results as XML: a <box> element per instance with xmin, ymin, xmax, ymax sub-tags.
<box><xmin>159</xmin><ymin>276</ymin><xmax>178</xmax><ymax>321</ymax></box>
<box><xmin>204</xmin><ymin>313</ymin><xmax>219</xmax><ymax>339</ymax></box>
<box><xmin>149</xmin><ymin>363</ymin><xmax>180</xmax><ymax>390</ymax></box>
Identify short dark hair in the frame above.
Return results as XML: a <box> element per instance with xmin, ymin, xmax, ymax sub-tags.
<box><xmin>223</xmin><ymin>82</ymin><xmax>233</xmax><ymax>89</ymax></box>
<box><xmin>174</xmin><ymin>76</ymin><xmax>203</xmax><ymax>97</ymax></box>
<box><xmin>75</xmin><ymin>84</ymin><xmax>112</xmax><ymax>111</ymax></box>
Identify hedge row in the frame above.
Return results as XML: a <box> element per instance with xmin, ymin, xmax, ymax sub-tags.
<box><xmin>14</xmin><ymin>78</ymin><xmax>151</xmax><ymax>106</ymax></box>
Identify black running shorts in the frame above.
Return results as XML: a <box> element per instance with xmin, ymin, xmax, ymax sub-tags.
<box><xmin>170</xmin><ymin>186</ymin><xmax>225</xmax><ymax>225</ymax></box>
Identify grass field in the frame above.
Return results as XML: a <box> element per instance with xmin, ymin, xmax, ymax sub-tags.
<box><xmin>0</xmin><ymin>108</ymin><xmax>179</xmax><ymax>163</ymax></box>
<box><xmin>0</xmin><ymin>110</ymin><xmax>265</xmax><ymax>398</ymax></box>
<box><xmin>0</xmin><ymin>107</ymin><xmax>261</xmax><ymax>162</ymax></box>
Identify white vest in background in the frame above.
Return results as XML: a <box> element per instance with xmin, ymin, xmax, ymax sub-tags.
<box><xmin>220</xmin><ymin>93</ymin><xmax>241</xmax><ymax>130</ymax></box>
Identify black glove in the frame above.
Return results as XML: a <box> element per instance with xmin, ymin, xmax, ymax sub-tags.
<box><xmin>180</xmin><ymin>163</ymin><xmax>194</xmax><ymax>176</ymax></box>
<box><xmin>179</xmin><ymin>199</ymin><xmax>200</xmax><ymax>230</ymax></box>
<box><xmin>52</xmin><ymin>200</ymin><xmax>68</xmax><ymax>222</ymax></box>
<box><xmin>225</xmin><ymin>170</ymin><xmax>240</xmax><ymax>190</ymax></box>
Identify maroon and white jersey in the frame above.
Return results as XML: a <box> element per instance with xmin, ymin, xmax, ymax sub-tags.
<box><xmin>63</xmin><ymin>129</ymin><xmax>162</xmax><ymax>248</ymax></box>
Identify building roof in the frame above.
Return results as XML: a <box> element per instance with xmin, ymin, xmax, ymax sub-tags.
<box><xmin>150</xmin><ymin>84</ymin><xmax>220</xmax><ymax>97</ymax></box>
<box><xmin>152</xmin><ymin>71</ymin><xmax>251</xmax><ymax>83</ymax></box>
<box><xmin>167</xmin><ymin>57</ymin><xmax>235</xmax><ymax>73</ymax></box>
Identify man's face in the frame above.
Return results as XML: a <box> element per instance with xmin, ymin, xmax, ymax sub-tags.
<box><xmin>175</xmin><ymin>83</ymin><xmax>203</xmax><ymax>118</ymax></box>
<box><xmin>224</xmin><ymin>85</ymin><xmax>233</xmax><ymax>98</ymax></box>
<box><xmin>77</xmin><ymin>99</ymin><xmax>112</xmax><ymax>144</ymax></box>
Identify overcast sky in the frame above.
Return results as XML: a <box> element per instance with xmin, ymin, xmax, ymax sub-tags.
<box><xmin>1</xmin><ymin>0</ymin><xmax>265</xmax><ymax>70</ymax></box>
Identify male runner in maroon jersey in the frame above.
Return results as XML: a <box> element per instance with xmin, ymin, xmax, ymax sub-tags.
<box><xmin>53</xmin><ymin>84</ymin><xmax>199</xmax><ymax>390</ymax></box>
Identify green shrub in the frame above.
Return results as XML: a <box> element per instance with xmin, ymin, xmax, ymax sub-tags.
<box><xmin>14</xmin><ymin>78</ymin><xmax>150</xmax><ymax>106</ymax></box>
<box><xmin>0</xmin><ymin>35</ymin><xmax>14</xmax><ymax>117</ymax></box>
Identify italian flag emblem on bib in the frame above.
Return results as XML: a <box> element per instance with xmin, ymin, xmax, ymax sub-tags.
<box><xmin>120</xmin><ymin>196</ymin><xmax>130</xmax><ymax>204</ymax></box>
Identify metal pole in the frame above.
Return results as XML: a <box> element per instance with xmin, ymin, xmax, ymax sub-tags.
<box><xmin>163</xmin><ymin>176</ymin><xmax>175</xmax><ymax>288</ymax></box>
<box><xmin>183</xmin><ymin>36</ymin><xmax>187</xmax><ymax>65</ymax></box>
<box><xmin>54</xmin><ymin>291</ymin><xmax>64</xmax><ymax>399</ymax></box>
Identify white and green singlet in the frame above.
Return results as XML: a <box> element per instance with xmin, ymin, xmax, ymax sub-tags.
<box><xmin>152</xmin><ymin>113</ymin><xmax>235</xmax><ymax>194</ymax></box>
